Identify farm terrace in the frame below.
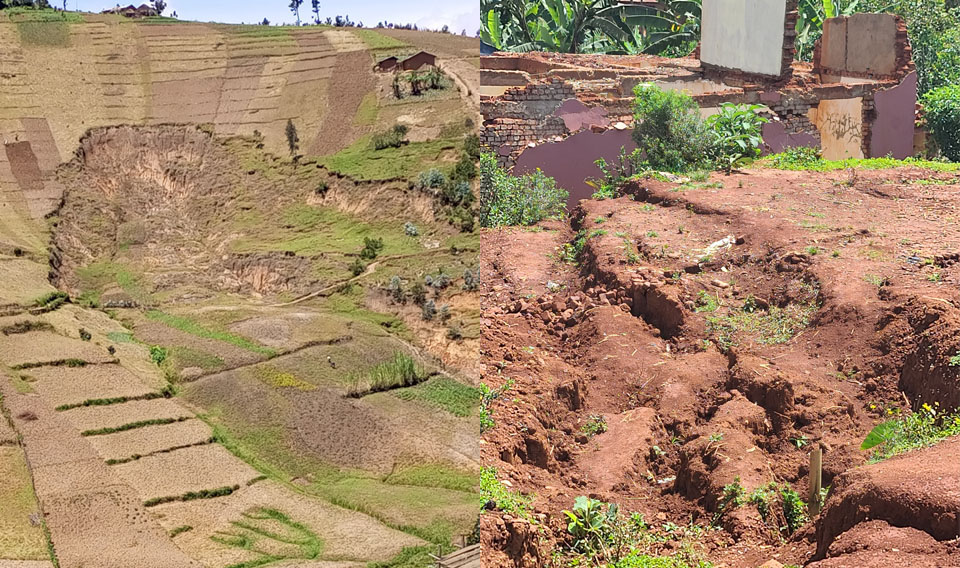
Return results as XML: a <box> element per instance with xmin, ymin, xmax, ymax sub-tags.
<box><xmin>480</xmin><ymin>0</ymin><xmax>918</xmax><ymax>204</ymax></box>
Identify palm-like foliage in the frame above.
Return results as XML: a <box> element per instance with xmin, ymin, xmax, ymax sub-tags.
<box><xmin>481</xmin><ymin>0</ymin><xmax>702</xmax><ymax>55</ymax></box>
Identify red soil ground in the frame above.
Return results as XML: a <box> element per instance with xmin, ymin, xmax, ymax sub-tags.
<box><xmin>479</xmin><ymin>167</ymin><xmax>960</xmax><ymax>567</ymax></box>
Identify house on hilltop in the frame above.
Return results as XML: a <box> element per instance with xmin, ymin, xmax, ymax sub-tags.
<box><xmin>375</xmin><ymin>56</ymin><xmax>399</xmax><ymax>72</ymax></box>
<box><xmin>102</xmin><ymin>3</ymin><xmax>158</xmax><ymax>18</ymax></box>
<box><xmin>400</xmin><ymin>51</ymin><xmax>437</xmax><ymax>71</ymax></box>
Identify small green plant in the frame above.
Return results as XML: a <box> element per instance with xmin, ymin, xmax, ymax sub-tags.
<box><xmin>149</xmin><ymin>345</ymin><xmax>167</xmax><ymax>366</ymax></box>
<box><xmin>806</xmin><ymin>246</ymin><xmax>820</xmax><ymax>256</ymax></box>
<box><xmin>480</xmin><ymin>380</ymin><xmax>513</xmax><ymax>431</ymax></box>
<box><xmin>349</xmin><ymin>257</ymin><xmax>366</xmax><ymax>277</ymax></box>
<box><xmin>32</xmin><ymin>291</ymin><xmax>69</xmax><ymax>311</ymax></box>
<box><xmin>403</xmin><ymin>221</ymin><xmax>419</xmax><ymax>236</ymax></box>
<box><xmin>705</xmin><ymin>103</ymin><xmax>769</xmax><ymax>173</ymax></box>
<box><xmin>479</xmin><ymin>153</ymin><xmax>568</xmax><ymax>228</ymax></box>
<box><xmin>949</xmin><ymin>352</ymin><xmax>960</xmax><ymax>367</ymax></box>
<box><xmin>359</xmin><ymin>236</ymin><xmax>384</xmax><ymax>260</ymax></box>
<box><xmin>695</xmin><ymin>291</ymin><xmax>719</xmax><ymax>312</ymax></box>
<box><xmin>480</xmin><ymin>467</ymin><xmax>533</xmax><ymax>519</ymax></box>
<box><xmin>780</xmin><ymin>486</ymin><xmax>808</xmax><ymax>534</ymax></box>
<box><xmin>647</xmin><ymin>230</ymin><xmax>659</xmax><ymax>238</ymax></box>
<box><xmin>78</xmin><ymin>328</ymin><xmax>91</xmax><ymax>341</ymax></box>
<box><xmin>581</xmin><ymin>414</ymin><xmax>608</xmax><ymax>437</ymax></box>
<box><xmin>861</xmin><ymin>402</ymin><xmax>960</xmax><ymax>462</ymax></box>
<box><xmin>564</xmin><ymin>496</ymin><xmax>619</xmax><ymax>556</ymax></box>
<box><xmin>712</xmin><ymin>477</ymin><xmax>745</xmax><ymax>524</ymax></box>
<box><xmin>768</xmin><ymin>146</ymin><xmax>824</xmax><ymax>170</ymax></box>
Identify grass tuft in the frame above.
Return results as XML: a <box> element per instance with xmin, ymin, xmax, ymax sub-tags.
<box><xmin>81</xmin><ymin>416</ymin><xmax>190</xmax><ymax>437</ymax></box>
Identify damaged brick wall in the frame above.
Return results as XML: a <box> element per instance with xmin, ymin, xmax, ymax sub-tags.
<box><xmin>481</xmin><ymin>79</ymin><xmax>575</xmax><ymax>165</ymax></box>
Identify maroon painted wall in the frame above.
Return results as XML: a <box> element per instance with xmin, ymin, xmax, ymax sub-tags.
<box><xmin>514</xmin><ymin>129</ymin><xmax>637</xmax><ymax>208</ymax></box>
<box><xmin>871</xmin><ymin>71</ymin><xmax>917</xmax><ymax>159</ymax></box>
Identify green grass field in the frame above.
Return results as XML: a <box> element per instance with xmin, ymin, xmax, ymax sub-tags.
<box><xmin>230</xmin><ymin>204</ymin><xmax>422</xmax><ymax>258</ymax></box>
<box><xmin>318</xmin><ymin>137</ymin><xmax>459</xmax><ymax>182</ymax></box>
<box><xmin>145</xmin><ymin>310</ymin><xmax>277</xmax><ymax>357</ymax></box>
<box><xmin>392</xmin><ymin>376</ymin><xmax>479</xmax><ymax>417</ymax></box>
<box><xmin>350</xmin><ymin>28</ymin><xmax>410</xmax><ymax>51</ymax></box>
<box><xmin>0</xmin><ymin>447</ymin><xmax>49</xmax><ymax>560</ymax></box>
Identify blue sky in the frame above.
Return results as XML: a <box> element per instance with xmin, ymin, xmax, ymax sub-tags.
<box><xmin>81</xmin><ymin>1</ymin><xmax>479</xmax><ymax>33</ymax></box>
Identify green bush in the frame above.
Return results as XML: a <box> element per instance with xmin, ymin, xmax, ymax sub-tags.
<box><xmin>861</xmin><ymin>402</ymin><xmax>960</xmax><ymax>461</ymax></box>
<box><xmin>706</xmin><ymin>103</ymin><xmax>769</xmax><ymax>172</ymax></box>
<box><xmin>359</xmin><ymin>236</ymin><xmax>384</xmax><ymax>260</ymax></box>
<box><xmin>923</xmin><ymin>85</ymin><xmax>960</xmax><ymax>162</ymax></box>
<box><xmin>371</xmin><ymin>124</ymin><xmax>409</xmax><ymax>150</ymax></box>
<box><xmin>478</xmin><ymin>153</ymin><xmax>568</xmax><ymax>228</ymax></box>
<box><xmin>631</xmin><ymin>84</ymin><xmax>712</xmax><ymax>173</ymax></box>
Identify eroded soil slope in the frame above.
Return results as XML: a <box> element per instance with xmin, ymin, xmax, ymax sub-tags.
<box><xmin>480</xmin><ymin>167</ymin><xmax>960</xmax><ymax>567</ymax></box>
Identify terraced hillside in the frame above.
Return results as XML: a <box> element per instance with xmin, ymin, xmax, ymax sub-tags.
<box><xmin>0</xmin><ymin>9</ymin><xmax>480</xmax><ymax>568</ymax></box>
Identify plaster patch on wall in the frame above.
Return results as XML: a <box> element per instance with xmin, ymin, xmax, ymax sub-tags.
<box><xmin>762</xmin><ymin>122</ymin><xmax>819</xmax><ymax>154</ymax></box>
<box><xmin>555</xmin><ymin>99</ymin><xmax>609</xmax><ymax>132</ymax></box>
<box><xmin>871</xmin><ymin>71</ymin><xmax>917</xmax><ymax>160</ymax></box>
<box><xmin>810</xmin><ymin>98</ymin><xmax>864</xmax><ymax>160</ymax></box>
<box><xmin>514</xmin><ymin>129</ymin><xmax>636</xmax><ymax>207</ymax></box>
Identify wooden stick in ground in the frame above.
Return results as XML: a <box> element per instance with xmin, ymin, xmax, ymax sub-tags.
<box><xmin>809</xmin><ymin>446</ymin><xmax>823</xmax><ymax>517</ymax></box>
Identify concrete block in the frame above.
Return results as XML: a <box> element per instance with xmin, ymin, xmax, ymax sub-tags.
<box><xmin>701</xmin><ymin>0</ymin><xmax>787</xmax><ymax>77</ymax></box>
<box><xmin>845</xmin><ymin>13</ymin><xmax>897</xmax><ymax>75</ymax></box>
<box><xmin>820</xmin><ymin>17</ymin><xmax>847</xmax><ymax>72</ymax></box>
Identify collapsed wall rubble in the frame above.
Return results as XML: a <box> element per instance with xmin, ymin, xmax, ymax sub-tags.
<box><xmin>480</xmin><ymin>1</ymin><xmax>918</xmax><ymax>205</ymax></box>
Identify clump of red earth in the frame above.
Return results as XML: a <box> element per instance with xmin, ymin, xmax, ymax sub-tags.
<box><xmin>479</xmin><ymin>167</ymin><xmax>960</xmax><ymax>567</ymax></box>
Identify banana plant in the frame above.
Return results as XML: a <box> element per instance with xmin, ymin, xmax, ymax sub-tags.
<box><xmin>481</xmin><ymin>0</ymin><xmax>701</xmax><ymax>55</ymax></box>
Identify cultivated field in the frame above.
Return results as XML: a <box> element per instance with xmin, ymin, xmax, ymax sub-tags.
<box><xmin>0</xmin><ymin>9</ymin><xmax>479</xmax><ymax>567</ymax></box>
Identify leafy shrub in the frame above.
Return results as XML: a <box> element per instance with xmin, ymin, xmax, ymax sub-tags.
<box><xmin>565</xmin><ymin>496</ymin><xmax>620</xmax><ymax>555</ymax></box>
<box><xmin>581</xmin><ymin>414</ymin><xmax>608</xmax><ymax>437</ymax></box>
<box><xmin>403</xmin><ymin>221</ymin><xmax>419</xmax><ymax>236</ymax></box>
<box><xmin>349</xmin><ymin>257</ymin><xmax>366</xmax><ymax>276</ymax></box>
<box><xmin>780</xmin><ymin>486</ymin><xmax>808</xmax><ymax>534</ymax></box>
<box><xmin>421</xmin><ymin>299</ymin><xmax>437</xmax><ymax>321</ymax></box>
<box><xmin>78</xmin><ymin>328</ymin><xmax>91</xmax><ymax>341</ymax></box>
<box><xmin>419</xmin><ymin>168</ymin><xmax>447</xmax><ymax>191</ymax></box>
<box><xmin>410</xmin><ymin>282</ymin><xmax>426</xmax><ymax>306</ymax></box>
<box><xmin>861</xmin><ymin>402</ymin><xmax>960</xmax><ymax>461</ymax></box>
<box><xmin>149</xmin><ymin>345</ymin><xmax>168</xmax><ymax>366</ymax></box>
<box><xmin>425</xmin><ymin>271</ymin><xmax>451</xmax><ymax>290</ymax></box>
<box><xmin>462</xmin><ymin>268</ymin><xmax>478</xmax><ymax>291</ymax></box>
<box><xmin>388</xmin><ymin>276</ymin><xmax>405</xmax><ymax>303</ymax></box>
<box><xmin>33</xmin><ymin>290</ymin><xmax>69</xmax><ymax>311</ymax></box>
<box><xmin>478</xmin><ymin>153</ymin><xmax>568</xmax><ymax>228</ymax></box>
<box><xmin>706</xmin><ymin>103</ymin><xmax>769</xmax><ymax>172</ymax></box>
<box><xmin>371</xmin><ymin>124</ymin><xmax>409</xmax><ymax>150</ymax></box>
<box><xmin>923</xmin><ymin>85</ymin><xmax>960</xmax><ymax>162</ymax></box>
<box><xmin>359</xmin><ymin>237</ymin><xmax>384</xmax><ymax>260</ymax></box>
<box><xmin>631</xmin><ymin>84</ymin><xmax>712</xmax><ymax>172</ymax></box>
